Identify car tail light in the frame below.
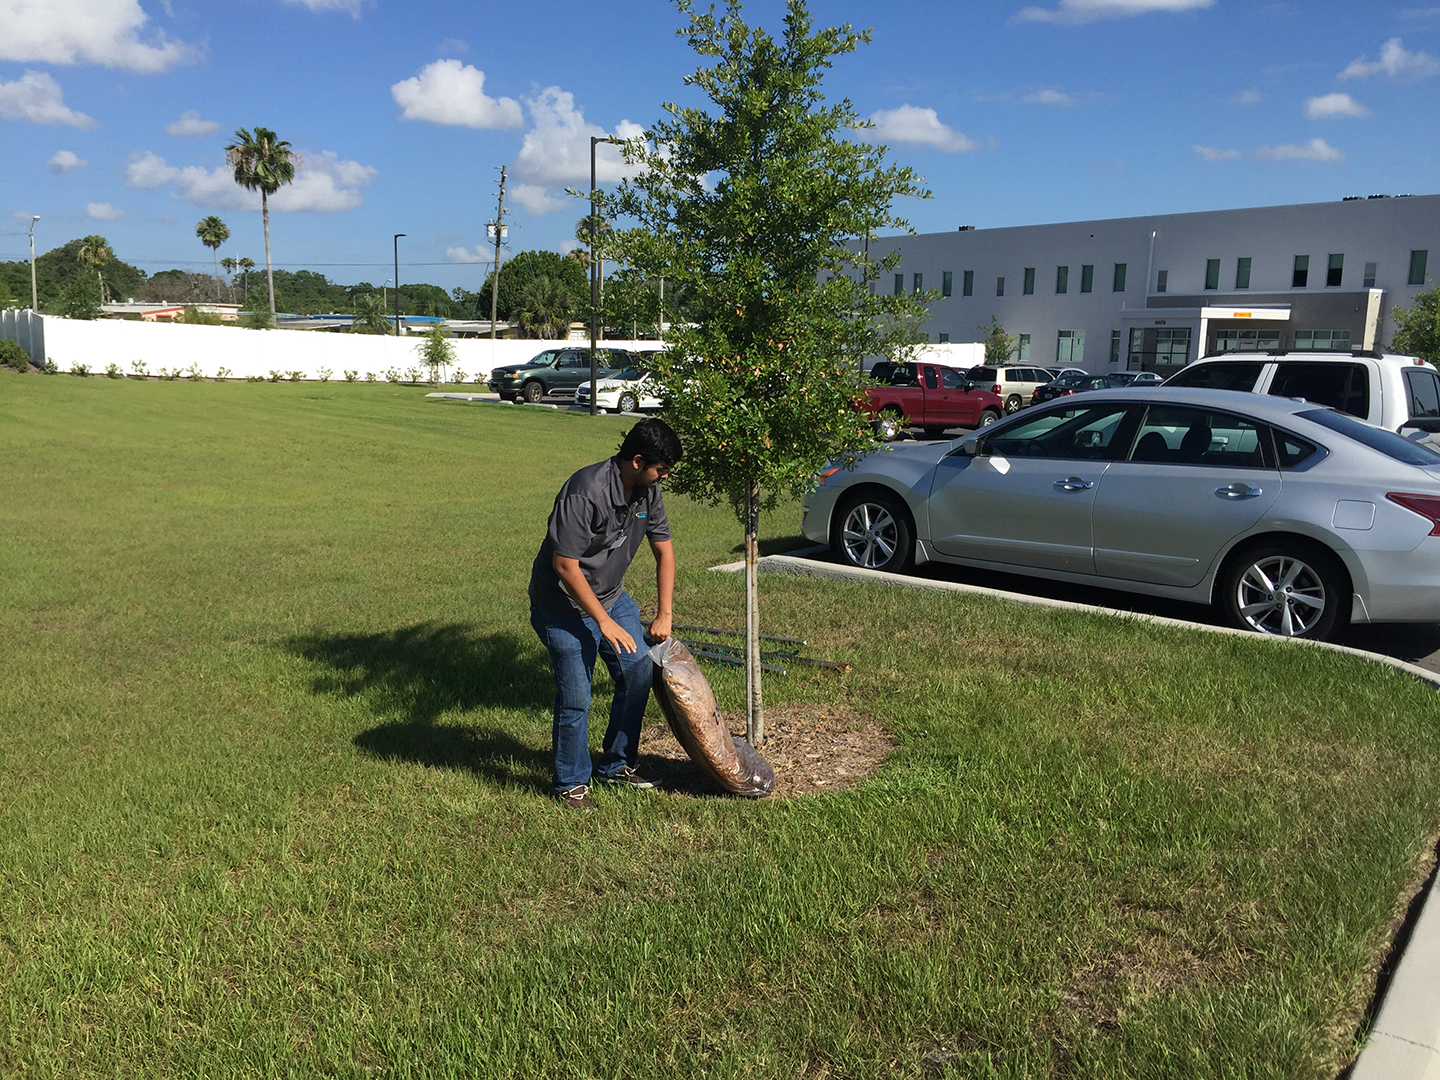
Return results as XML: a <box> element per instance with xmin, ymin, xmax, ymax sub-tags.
<box><xmin>992</xmin><ymin>383</ymin><xmax>1003</xmax><ymax>395</ymax></box>
<box><xmin>1387</xmin><ymin>493</ymin><xmax>1440</xmax><ymax>535</ymax></box>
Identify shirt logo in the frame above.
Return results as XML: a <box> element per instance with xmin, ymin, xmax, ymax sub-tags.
<box><xmin>636</xmin><ymin>512</ymin><xmax>647</xmax><ymax>519</ymax></box>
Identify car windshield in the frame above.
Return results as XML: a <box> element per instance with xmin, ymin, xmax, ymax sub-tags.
<box><xmin>1297</xmin><ymin>409</ymin><xmax>1440</xmax><ymax>465</ymax></box>
<box><xmin>1050</xmin><ymin>374</ymin><xmax>1089</xmax><ymax>388</ymax></box>
<box><xmin>1164</xmin><ymin>361</ymin><xmax>1265</xmax><ymax>391</ymax></box>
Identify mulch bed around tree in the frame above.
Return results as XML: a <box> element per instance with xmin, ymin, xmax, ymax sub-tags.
<box><xmin>635</xmin><ymin>704</ymin><xmax>892</xmax><ymax>799</ymax></box>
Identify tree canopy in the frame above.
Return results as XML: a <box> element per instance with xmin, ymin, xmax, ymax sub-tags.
<box><xmin>0</xmin><ymin>239</ymin><xmax>146</xmax><ymax>313</ymax></box>
<box><xmin>1392</xmin><ymin>284</ymin><xmax>1440</xmax><ymax>363</ymax></box>
<box><xmin>469</xmin><ymin>249</ymin><xmax>589</xmax><ymax>324</ymax></box>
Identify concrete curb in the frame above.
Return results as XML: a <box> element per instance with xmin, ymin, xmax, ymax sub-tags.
<box><xmin>711</xmin><ymin>549</ymin><xmax>1440</xmax><ymax>1078</ymax></box>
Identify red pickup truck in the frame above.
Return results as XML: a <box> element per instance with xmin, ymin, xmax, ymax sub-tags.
<box><xmin>864</xmin><ymin>361</ymin><xmax>1004</xmax><ymax>440</ymax></box>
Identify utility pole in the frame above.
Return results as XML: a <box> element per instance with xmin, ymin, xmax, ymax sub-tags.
<box><xmin>28</xmin><ymin>216</ymin><xmax>39</xmax><ymax>311</ymax></box>
<box><xmin>393</xmin><ymin>233</ymin><xmax>406</xmax><ymax>337</ymax></box>
<box><xmin>486</xmin><ymin>166</ymin><xmax>507</xmax><ymax>342</ymax></box>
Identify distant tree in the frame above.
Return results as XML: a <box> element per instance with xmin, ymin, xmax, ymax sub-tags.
<box><xmin>1392</xmin><ymin>284</ymin><xmax>1440</xmax><ymax>363</ymax></box>
<box><xmin>415</xmin><ymin>324</ymin><xmax>457</xmax><ymax>384</ymax></box>
<box><xmin>351</xmin><ymin>291</ymin><xmax>391</xmax><ymax>334</ymax></box>
<box><xmin>58</xmin><ymin>270</ymin><xmax>103</xmax><ymax>319</ymax></box>
<box><xmin>0</xmin><ymin>277</ymin><xmax>16</xmax><ymax>309</ymax></box>
<box><xmin>980</xmin><ymin>315</ymin><xmax>1017</xmax><ymax>364</ymax></box>
<box><xmin>225</xmin><ymin>127</ymin><xmax>297</xmax><ymax>322</ymax></box>
<box><xmin>476</xmin><ymin>249</ymin><xmax>588</xmax><ymax>323</ymax></box>
<box><xmin>516</xmin><ymin>275</ymin><xmax>575</xmax><ymax>339</ymax></box>
<box><xmin>77</xmin><ymin>235</ymin><xmax>113</xmax><ymax>303</ymax></box>
<box><xmin>237</xmin><ymin>257</ymin><xmax>255</xmax><ymax>301</ymax></box>
<box><xmin>196</xmin><ymin>216</ymin><xmax>230</xmax><ymax>300</ymax></box>
<box><xmin>602</xmin><ymin>267</ymin><xmax>660</xmax><ymax>339</ymax></box>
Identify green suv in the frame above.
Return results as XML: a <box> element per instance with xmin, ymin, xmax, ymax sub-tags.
<box><xmin>487</xmin><ymin>347</ymin><xmax>633</xmax><ymax>403</ymax></box>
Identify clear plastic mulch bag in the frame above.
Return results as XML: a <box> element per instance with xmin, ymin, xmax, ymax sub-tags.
<box><xmin>648</xmin><ymin>637</ymin><xmax>775</xmax><ymax>798</ymax></box>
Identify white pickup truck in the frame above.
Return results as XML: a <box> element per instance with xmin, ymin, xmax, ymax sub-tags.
<box><xmin>1164</xmin><ymin>350</ymin><xmax>1440</xmax><ymax>437</ymax></box>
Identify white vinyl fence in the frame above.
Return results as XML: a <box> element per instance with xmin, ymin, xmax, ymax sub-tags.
<box><xmin>0</xmin><ymin>312</ymin><xmax>660</xmax><ymax>382</ymax></box>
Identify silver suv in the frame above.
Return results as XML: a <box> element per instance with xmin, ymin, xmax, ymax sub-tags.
<box><xmin>1164</xmin><ymin>351</ymin><xmax>1440</xmax><ymax>434</ymax></box>
<box><xmin>965</xmin><ymin>364</ymin><xmax>1056</xmax><ymax>414</ymax></box>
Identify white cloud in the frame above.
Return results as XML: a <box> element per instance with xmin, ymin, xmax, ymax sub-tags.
<box><xmin>281</xmin><ymin>0</ymin><xmax>368</xmax><ymax>16</ymax></box>
<box><xmin>866</xmin><ymin>105</ymin><xmax>983</xmax><ymax>152</ymax></box>
<box><xmin>1254</xmin><ymin>137</ymin><xmax>1344</xmax><ymax>163</ymax></box>
<box><xmin>1231</xmin><ymin>89</ymin><xmax>1262</xmax><ymax>105</ymax></box>
<box><xmin>1014</xmin><ymin>0</ymin><xmax>1212</xmax><ymax>24</ymax></box>
<box><xmin>0</xmin><ymin>71</ymin><xmax>95</xmax><ymax>128</ymax></box>
<box><xmin>444</xmin><ymin>246</ymin><xmax>490</xmax><ymax>264</ymax></box>
<box><xmin>391</xmin><ymin>59</ymin><xmax>522</xmax><ymax>129</ymax></box>
<box><xmin>0</xmin><ymin>0</ymin><xmax>198</xmax><ymax>73</ymax></box>
<box><xmin>1341</xmin><ymin>37</ymin><xmax>1440</xmax><ymax>80</ymax></box>
<box><xmin>166</xmin><ymin>109</ymin><xmax>218</xmax><ymax>136</ymax></box>
<box><xmin>1022</xmin><ymin>89</ymin><xmax>1075</xmax><ymax>106</ymax></box>
<box><xmin>47</xmin><ymin>149</ymin><xmax>88</xmax><ymax>173</ymax></box>
<box><xmin>125</xmin><ymin>148</ymin><xmax>377</xmax><ymax>211</ymax></box>
<box><xmin>1303</xmin><ymin>92</ymin><xmax>1370</xmax><ymax>119</ymax></box>
<box><xmin>436</xmin><ymin>37</ymin><xmax>468</xmax><ymax>54</ymax></box>
<box><xmin>512</xmin><ymin>86</ymin><xmax>644</xmax><ymax>186</ymax></box>
<box><xmin>85</xmin><ymin>201</ymin><xmax>124</xmax><ymax>220</ymax></box>
<box><xmin>510</xmin><ymin>183</ymin><xmax>568</xmax><ymax>215</ymax></box>
<box><xmin>1193</xmin><ymin>144</ymin><xmax>1242</xmax><ymax>161</ymax></box>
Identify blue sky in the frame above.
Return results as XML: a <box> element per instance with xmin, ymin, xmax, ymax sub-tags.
<box><xmin>3</xmin><ymin>0</ymin><xmax>1440</xmax><ymax>294</ymax></box>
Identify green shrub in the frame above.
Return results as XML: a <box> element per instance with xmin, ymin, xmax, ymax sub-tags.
<box><xmin>0</xmin><ymin>339</ymin><xmax>29</xmax><ymax>372</ymax></box>
<box><xmin>105</xmin><ymin>362</ymin><xmax>122</xmax><ymax>379</ymax></box>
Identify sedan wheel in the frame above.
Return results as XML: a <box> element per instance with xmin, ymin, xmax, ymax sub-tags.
<box><xmin>1221</xmin><ymin>544</ymin><xmax>1346</xmax><ymax>640</ymax></box>
<box><xmin>833</xmin><ymin>490</ymin><xmax>914</xmax><ymax>573</ymax></box>
<box><xmin>1005</xmin><ymin>394</ymin><xmax>1023</xmax><ymax>414</ymax></box>
<box><xmin>618</xmin><ymin>392</ymin><xmax>639</xmax><ymax>414</ymax></box>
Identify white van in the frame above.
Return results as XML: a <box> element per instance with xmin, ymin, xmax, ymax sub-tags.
<box><xmin>1163</xmin><ymin>351</ymin><xmax>1440</xmax><ymax>434</ymax></box>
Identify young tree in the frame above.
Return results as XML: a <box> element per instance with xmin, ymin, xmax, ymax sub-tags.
<box><xmin>1392</xmin><ymin>283</ymin><xmax>1440</xmax><ymax>363</ymax></box>
<box><xmin>609</xmin><ymin>0</ymin><xmax>931</xmax><ymax>744</ymax></box>
<box><xmin>415</xmin><ymin>324</ymin><xmax>457</xmax><ymax>385</ymax></box>
<box><xmin>196</xmin><ymin>216</ymin><xmax>230</xmax><ymax>300</ymax></box>
<box><xmin>225</xmin><ymin>128</ymin><xmax>297</xmax><ymax>324</ymax></box>
<box><xmin>980</xmin><ymin>315</ymin><xmax>1017</xmax><ymax>364</ymax></box>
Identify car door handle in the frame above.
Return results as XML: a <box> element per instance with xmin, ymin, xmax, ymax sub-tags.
<box><xmin>1215</xmin><ymin>483</ymin><xmax>1264</xmax><ymax>499</ymax></box>
<box><xmin>1054</xmin><ymin>476</ymin><xmax>1095</xmax><ymax>492</ymax></box>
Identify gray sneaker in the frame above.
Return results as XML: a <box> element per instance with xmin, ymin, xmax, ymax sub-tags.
<box><xmin>555</xmin><ymin>785</ymin><xmax>595</xmax><ymax>811</ymax></box>
<box><xmin>596</xmin><ymin>765</ymin><xmax>658</xmax><ymax>789</ymax></box>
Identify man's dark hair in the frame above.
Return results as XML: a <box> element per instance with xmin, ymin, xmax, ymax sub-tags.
<box><xmin>618</xmin><ymin>418</ymin><xmax>683</xmax><ymax>466</ymax></box>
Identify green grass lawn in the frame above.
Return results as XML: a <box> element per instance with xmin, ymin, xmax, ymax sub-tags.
<box><xmin>3</xmin><ymin>372</ymin><xmax>1439</xmax><ymax>1079</ymax></box>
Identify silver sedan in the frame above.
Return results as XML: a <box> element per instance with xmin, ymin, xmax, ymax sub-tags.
<box><xmin>801</xmin><ymin>387</ymin><xmax>1440</xmax><ymax>640</ymax></box>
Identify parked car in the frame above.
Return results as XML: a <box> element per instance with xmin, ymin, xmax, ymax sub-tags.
<box><xmin>1163</xmin><ymin>350</ymin><xmax>1440</xmax><ymax>434</ymax></box>
<box><xmin>965</xmin><ymin>365</ymin><xmax>1056</xmax><ymax>414</ymax></box>
<box><xmin>1031</xmin><ymin>373</ymin><xmax>1117</xmax><ymax>405</ymax></box>
<box><xmin>801</xmin><ymin>386</ymin><xmax>1440</xmax><ymax>640</ymax></box>
<box><xmin>1044</xmin><ymin>367</ymin><xmax>1089</xmax><ymax>380</ymax></box>
<box><xmin>574</xmin><ymin>365</ymin><xmax>662</xmax><ymax>413</ymax></box>
<box><xmin>487</xmin><ymin>346</ymin><xmax>633</xmax><ymax>402</ymax></box>
<box><xmin>866</xmin><ymin>361</ymin><xmax>1004</xmax><ymax>439</ymax></box>
<box><xmin>1107</xmin><ymin>371</ymin><xmax>1163</xmax><ymax>386</ymax></box>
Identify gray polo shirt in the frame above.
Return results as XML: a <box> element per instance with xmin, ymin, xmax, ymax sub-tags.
<box><xmin>529</xmin><ymin>456</ymin><xmax>671</xmax><ymax>617</ymax></box>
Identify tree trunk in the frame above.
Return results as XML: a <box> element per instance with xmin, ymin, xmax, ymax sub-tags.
<box><xmin>263</xmin><ymin>192</ymin><xmax>276</xmax><ymax>320</ymax></box>
<box><xmin>744</xmin><ymin>482</ymin><xmax>764</xmax><ymax>747</ymax></box>
<box><xmin>213</xmin><ymin>249</ymin><xmax>221</xmax><ymax>301</ymax></box>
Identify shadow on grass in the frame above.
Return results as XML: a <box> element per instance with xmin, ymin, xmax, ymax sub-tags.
<box><xmin>285</xmin><ymin>622</ymin><xmax>554</xmax><ymax>792</ymax></box>
<box><xmin>730</xmin><ymin>533</ymin><xmax>813</xmax><ymax>557</ymax></box>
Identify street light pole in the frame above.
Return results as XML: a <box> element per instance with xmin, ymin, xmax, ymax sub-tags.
<box><xmin>393</xmin><ymin>233</ymin><xmax>406</xmax><ymax>337</ymax></box>
<box><xmin>588</xmin><ymin>135</ymin><xmax>621</xmax><ymax>416</ymax></box>
<box><xmin>29</xmin><ymin>216</ymin><xmax>39</xmax><ymax>311</ymax></box>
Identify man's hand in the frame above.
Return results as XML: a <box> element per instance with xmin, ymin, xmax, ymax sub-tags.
<box><xmin>646</xmin><ymin>612</ymin><xmax>672</xmax><ymax>644</ymax></box>
<box><xmin>600</xmin><ymin>617</ymin><xmax>638</xmax><ymax>654</ymax></box>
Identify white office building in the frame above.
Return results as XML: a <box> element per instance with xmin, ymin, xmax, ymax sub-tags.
<box><xmin>867</xmin><ymin>193</ymin><xmax>1439</xmax><ymax>376</ymax></box>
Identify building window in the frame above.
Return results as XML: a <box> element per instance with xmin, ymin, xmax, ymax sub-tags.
<box><xmin>996</xmin><ymin>276</ymin><xmax>1005</xmax><ymax>297</ymax></box>
<box><xmin>1056</xmin><ymin>265</ymin><xmax>1068</xmax><ymax>294</ymax></box>
<box><xmin>1113</xmin><ymin>263</ymin><xmax>1127</xmax><ymax>292</ymax></box>
<box><xmin>1295</xmin><ymin>329</ymin><xmax>1352</xmax><ymax>351</ymax></box>
<box><xmin>1023</xmin><ymin>267</ymin><xmax>1035</xmax><ymax>295</ymax></box>
<box><xmin>1410</xmin><ymin>250</ymin><xmax>1428</xmax><ymax>286</ymax></box>
<box><xmin>1236</xmin><ymin>257</ymin><xmax>1252</xmax><ymax>290</ymax></box>
<box><xmin>1214</xmin><ymin>328</ymin><xmax>1281</xmax><ymax>353</ymax></box>
<box><xmin>1018</xmin><ymin>333</ymin><xmax>1031</xmax><ymax>360</ymax></box>
<box><xmin>1363</xmin><ymin>262</ymin><xmax>1377</xmax><ymax>289</ymax></box>
<box><xmin>894</xmin><ymin>274</ymin><xmax>904</xmax><ymax>296</ymax></box>
<box><xmin>1204</xmin><ymin>259</ymin><xmax>1220</xmax><ymax>291</ymax></box>
<box><xmin>1155</xmin><ymin>328</ymin><xmax>1191</xmax><ymax>366</ymax></box>
<box><xmin>1057</xmin><ymin>329</ymin><xmax>1085</xmax><ymax>365</ymax></box>
<box><xmin>1080</xmin><ymin>264</ymin><xmax>1094</xmax><ymax>293</ymax></box>
<box><xmin>1327</xmin><ymin>254</ymin><xmax>1343</xmax><ymax>288</ymax></box>
<box><xmin>913</xmin><ymin>273</ymin><xmax>923</xmax><ymax>294</ymax></box>
<box><xmin>939</xmin><ymin>332</ymin><xmax>950</xmax><ymax>343</ymax></box>
<box><xmin>963</xmin><ymin>270</ymin><xmax>974</xmax><ymax>296</ymax></box>
<box><xmin>1156</xmin><ymin>270</ymin><xmax>1168</xmax><ymax>293</ymax></box>
<box><xmin>1110</xmin><ymin>329</ymin><xmax>1121</xmax><ymax>364</ymax></box>
<box><xmin>942</xmin><ymin>271</ymin><xmax>953</xmax><ymax>297</ymax></box>
<box><xmin>1292</xmin><ymin>255</ymin><xmax>1309</xmax><ymax>288</ymax></box>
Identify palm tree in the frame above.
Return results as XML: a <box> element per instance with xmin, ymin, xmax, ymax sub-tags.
<box><xmin>220</xmin><ymin>257</ymin><xmax>237</xmax><ymax>301</ymax></box>
<box><xmin>77</xmin><ymin>235</ymin><xmax>113</xmax><ymax>303</ymax></box>
<box><xmin>351</xmin><ymin>292</ymin><xmax>391</xmax><ymax>335</ymax></box>
<box><xmin>196</xmin><ymin>216</ymin><xmax>230</xmax><ymax>301</ymax></box>
<box><xmin>517</xmin><ymin>275</ymin><xmax>575</xmax><ymax>340</ymax></box>
<box><xmin>237</xmin><ymin>257</ymin><xmax>255</xmax><ymax>303</ymax></box>
<box><xmin>225</xmin><ymin>127</ymin><xmax>297</xmax><ymax>322</ymax></box>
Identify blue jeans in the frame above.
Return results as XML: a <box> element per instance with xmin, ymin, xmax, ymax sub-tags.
<box><xmin>530</xmin><ymin>590</ymin><xmax>654</xmax><ymax>794</ymax></box>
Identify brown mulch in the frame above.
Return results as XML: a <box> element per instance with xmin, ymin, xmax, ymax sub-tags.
<box><xmin>635</xmin><ymin>704</ymin><xmax>892</xmax><ymax>799</ymax></box>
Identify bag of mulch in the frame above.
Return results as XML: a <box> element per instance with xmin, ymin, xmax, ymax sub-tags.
<box><xmin>648</xmin><ymin>637</ymin><xmax>775</xmax><ymax>798</ymax></box>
